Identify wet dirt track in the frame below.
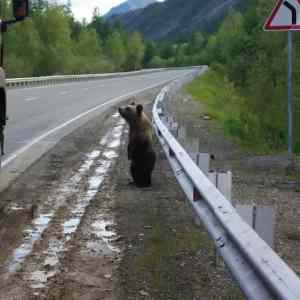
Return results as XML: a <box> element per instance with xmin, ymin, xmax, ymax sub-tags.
<box><xmin>0</xmin><ymin>104</ymin><xmax>125</xmax><ymax>299</ymax></box>
<box><xmin>0</xmin><ymin>90</ymin><xmax>242</xmax><ymax>300</ymax></box>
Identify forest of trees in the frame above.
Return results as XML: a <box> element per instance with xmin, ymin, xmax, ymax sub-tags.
<box><xmin>0</xmin><ymin>0</ymin><xmax>210</xmax><ymax>78</ymax></box>
<box><xmin>186</xmin><ymin>0</ymin><xmax>300</xmax><ymax>153</ymax></box>
<box><xmin>1</xmin><ymin>1</ymin><xmax>148</xmax><ymax>76</ymax></box>
<box><xmin>0</xmin><ymin>0</ymin><xmax>207</xmax><ymax>77</ymax></box>
<box><xmin>1</xmin><ymin>0</ymin><xmax>299</xmax><ymax>153</ymax></box>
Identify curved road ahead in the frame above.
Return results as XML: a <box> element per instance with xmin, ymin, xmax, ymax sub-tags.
<box><xmin>2</xmin><ymin>69</ymin><xmax>195</xmax><ymax>171</ymax></box>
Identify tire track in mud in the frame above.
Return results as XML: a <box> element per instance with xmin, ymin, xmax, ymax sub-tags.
<box><xmin>1</xmin><ymin>113</ymin><xmax>125</xmax><ymax>299</ymax></box>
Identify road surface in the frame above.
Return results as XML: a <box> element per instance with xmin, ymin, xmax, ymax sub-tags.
<box><xmin>0</xmin><ymin>69</ymin><xmax>195</xmax><ymax>192</ymax></box>
<box><xmin>5</xmin><ymin>69</ymin><xmax>191</xmax><ymax>162</ymax></box>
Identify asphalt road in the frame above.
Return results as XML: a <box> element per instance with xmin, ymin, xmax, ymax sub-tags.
<box><xmin>3</xmin><ymin>69</ymin><xmax>193</xmax><ymax>168</ymax></box>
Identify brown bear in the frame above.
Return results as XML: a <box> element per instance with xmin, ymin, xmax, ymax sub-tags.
<box><xmin>118</xmin><ymin>103</ymin><xmax>156</xmax><ymax>188</ymax></box>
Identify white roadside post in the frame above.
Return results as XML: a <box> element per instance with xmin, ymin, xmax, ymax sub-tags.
<box><xmin>264</xmin><ymin>0</ymin><xmax>300</xmax><ymax>162</ymax></box>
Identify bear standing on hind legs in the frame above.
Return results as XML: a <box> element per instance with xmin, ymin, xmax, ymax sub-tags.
<box><xmin>118</xmin><ymin>103</ymin><xmax>156</xmax><ymax>188</ymax></box>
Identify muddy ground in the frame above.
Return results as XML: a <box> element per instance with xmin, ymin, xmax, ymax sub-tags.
<box><xmin>0</xmin><ymin>88</ymin><xmax>243</xmax><ymax>300</ymax></box>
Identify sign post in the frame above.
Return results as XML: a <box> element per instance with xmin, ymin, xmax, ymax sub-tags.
<box><xmin>287</xmin><ymin>30</ymin><xmax>293</xmax><ymax>158</ymax></box>
<box><xmin>264</xmin><ymin>0</ymin><xmax>300</xmax><ymax>161</ymax></box>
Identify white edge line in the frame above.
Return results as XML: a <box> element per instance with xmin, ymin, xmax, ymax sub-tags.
<box><xmin>2</xmin><ymin>72</ymin><xmax>193</xmax><ymax>168</ymax></box>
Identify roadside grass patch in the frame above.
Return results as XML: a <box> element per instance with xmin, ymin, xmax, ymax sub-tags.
<box><xmin>186</xmin><ymin>67</ymin><xmax>289</xmax><ymax>153</ymax></box>
<box><xmin>137</xmin><ymin>208</ymin><xmax>209</xmax><ymax>298</ymax></box>
<box><xmin>223</xmin><ymin>287</ymin><xmax>245</xmax><ymax>300</ymax></box>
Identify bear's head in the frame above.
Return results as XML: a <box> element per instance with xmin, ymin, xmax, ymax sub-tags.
<box><xmin>118</xmin><ymin>102</ymin><xmax>144</xmax><ymax>127</ymax></box>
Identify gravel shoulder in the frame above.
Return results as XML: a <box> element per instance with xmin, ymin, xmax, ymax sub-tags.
<box><xmin>110</xmin><ymin>101</ymin><xmax>243</xmax><ymax>300</ymax></box>
<box><xmin>0</xmin><ymin>86</ymin><xmax>244</xmax><ymax>299</ymax></box>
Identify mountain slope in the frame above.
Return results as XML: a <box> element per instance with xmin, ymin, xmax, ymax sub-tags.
<box><xmin>109</xmin><ymin>0</ymin><xmax>249</xmax><ymax>40</ymax></box>
<box><xmin>105</xmin><ymin>0</ymin><xmax>157</xmax><ymax>18</ymax></box>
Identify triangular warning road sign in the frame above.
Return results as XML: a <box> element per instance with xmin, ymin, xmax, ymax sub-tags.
<box><xmin>264</xmin><ymin>0</ymin><xmax>300</xmax><ymax>31</ymax></box>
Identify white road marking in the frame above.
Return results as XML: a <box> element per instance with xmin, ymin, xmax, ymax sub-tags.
<box><xmin>25</xmin><ymin>97</ymin><xmax>38</xmax><ymax>102</ymax></box>
<box><xmin>7</xmin><ymin>130</ymin><xmax>114</xmax><ymax>273</ymax></box>
<box><xmin>2</xmin><ymin>71</ymin><xmax>193</xmax><ymax>168</ymax></box>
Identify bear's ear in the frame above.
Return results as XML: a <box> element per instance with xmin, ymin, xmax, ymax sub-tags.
<box><xmin>136</xmin><ymin>104</ymin><xmax>143</xmax><ymax>114</ymax></box>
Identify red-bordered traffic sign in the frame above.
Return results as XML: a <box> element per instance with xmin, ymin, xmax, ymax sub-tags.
<box><xmin>264</xmin><ymin>0</ymin><xmax>300</xmax><ymax>31</ymax></box>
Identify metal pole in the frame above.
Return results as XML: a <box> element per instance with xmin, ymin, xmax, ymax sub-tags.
<box><xmin>287</xmin><ymin>31</ymin><xmax>293</xmax><ymax>160</ymax></box>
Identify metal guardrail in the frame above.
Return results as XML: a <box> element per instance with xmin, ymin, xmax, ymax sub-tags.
<box><xmin>6</xmin><ymin>69</ymin><xmax>166</xmax><ymax>88</ymax></box>
<box><xmin>5</xmin><ymin>67</ymin><xmax>200</xmax><ymax>89</ymax></box>
<box><xmin>152</xmin><ymin>83</ymin><xmax>300</xmax><ymax>300</ymax></box>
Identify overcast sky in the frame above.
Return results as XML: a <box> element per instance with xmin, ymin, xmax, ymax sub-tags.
<box><xmin>71</xmin><ymin>0</ymin><xmax>124</xmax><ymax>21</ymax></box>
<box><xmin>70</xmin><ymin>0</ymin><xmax>163</xmax><ymax>22</ymax></box>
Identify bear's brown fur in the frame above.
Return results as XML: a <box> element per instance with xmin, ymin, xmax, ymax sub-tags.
<box><xmin>119</xmin><ymin>103</ymin><xmax>156</xmax><ymax>187</ymax></box>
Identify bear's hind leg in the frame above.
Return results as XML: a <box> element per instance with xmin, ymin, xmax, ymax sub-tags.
<box><xmin>130</xmin><ymin>162</ymin><xmax>152</xmax><ymax>188</ymax></box>
<box><xmin>135</xmin><ymin>172</ymin><xmax>152</xmax><ymax>188</ymax></box>
<box><xmin>130</xmin><ymin>163</ymin><xmax>138</xmax><ymax>185</ymax></box>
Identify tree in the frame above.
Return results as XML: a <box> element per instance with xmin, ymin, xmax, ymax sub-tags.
<box><xmin>143</xmin><ymin>41</ymin><xmax>157</xmax><ymax>68</ymax></box>
<box><xmin>125</xmin><ymin>32</ymin><xmax>145</xmax><ymax>70</ymax></box>
<box><xmin>89</xmin><ymin>16</ymin><xmax>113</xmax><ymax>42</ymax></box>
<box><xmin>186</xmin><ymin>32</ymin><xmax>205</xmax><ymax>55</ymax></box>
<box><xmin>6</xmin><ymin>18</ymin><xmax>42</xmax><ymax>77</ymax></box>
<box><xmin>105</xmin><ymin>31</ymin><xmax>126</xmax><ymax>70</ymax></box>
<box><xmin>73</xmin><ymin>29</ymin><xmax>105</xmax><ymax>73</ymax></box>
<box><xmin>33</xmin><ymin>6</ymin><xmax>74</xmax><ymax>75</ymax></box>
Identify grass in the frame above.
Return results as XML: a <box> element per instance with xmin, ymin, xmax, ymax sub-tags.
<box><xmin>185</xmin><ymin>68</ymin><xmax>299</xmax><ymax>154</ymax></box>
<box><xmin>137</xmin><ymin>217</ymin><xmax>207</xmax><ymax>299</ymax></box>
<box><xmin>223</xmin><ymin>286</ymin><xmax>245</xmax><ymax>300</ymax></box>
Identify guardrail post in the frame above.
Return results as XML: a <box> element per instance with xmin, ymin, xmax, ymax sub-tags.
<box><xmin>170</xmin><ymin>122</ymin><xmax>179</xmax><ymax>138</ymax></box>
<box><xmin>207</xmin><ymin>170</ymin><xmax>232</xmax><ymax>267</ymax></box>
<box><xmin>217</xmin><ymin>171</ymin><xmax>232</xmax><ymax>202</ymax></box>
<box><xmin>196</xmin><ymin>153</ymin><xmax>211</xmax><ymax>175</ymax></box>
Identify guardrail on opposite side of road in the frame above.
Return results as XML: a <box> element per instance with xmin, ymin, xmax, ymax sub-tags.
<box><xmin>6</xmin><ymin>69</ymin><xmax>165</xmax><ymax>88</ymax></box>
<box><xmin>152</xmin><ymin>80</ymin><xmax>300</xmax><ymax>300</ymax></box>
<box><xmin>5</xmin><ymin>67</ymin><xmax>200</xmax><ymax>89</ymax></box>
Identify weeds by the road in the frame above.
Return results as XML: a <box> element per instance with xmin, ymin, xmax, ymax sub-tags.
<box><xmin>186</xmin><ymin>67</ymin><xmax>297</xmax><ymax>154</ymax></box>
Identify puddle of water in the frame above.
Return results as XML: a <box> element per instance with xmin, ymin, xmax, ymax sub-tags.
<box><xmin>28</xmin><ymin>119</ymin><xmax>124</xmax><ymax>290</ymax></box>
<box><xmin>61</xmin><ymin>157</ymin><xmax>115</xmax><ymax>239</ymax></box>
<box><xmin>113</xmin><ymin>123</ymin><xmax>125</xmax><ymax>132</ymax></box>
<box><xmin>7</xmin><ymin>123</ymin><xmax>117</xmax><ymax>275</ymax></box>
<box><xmin>107</xmin><ymin>139</ymin><xmax>121</xmax><ymax>149</ymax></box>
<box><xmin>63</xmin><ymin>217</ymin><xmax>82</xmax><ymax>236</ymax></box>
<box><xmin>86</xmin><ymin>150</ymin><xmax>101</xmax><ymax>159</ymax></box>
<box><xmin>9</xmin><ymin>213</ymin><xmax>54</xmax><ymax>273</ymax></box>
<box><xmin>30</xmin><ymin>270</ymin><xmax>57</xmax><ymax>290</ymax></box>
<box><xmin>99</xmin><ymin>131</ymin><xmax>111</xmax><ymax>146</ymax></box>
<box><xmin>90</xmin><ymin>217</ymin><xmax>120</xmax><ymax>253</ymax></box>
<box><xmin>95</xmin><ymin>160</ymin><xmax>110</xmax><ymax>175</ymax></box>
<box><xmin>103</xmin><ymin>150</ymin><xmax>118</xmax><ymax>160</ymax></box>
<box><xmin>10</xmin><ymin>205</ymin><xmax>24</xmax><ymax>211</ymax></box>
<box><xmin>89</xmin><ymin>176</ymin><xmax>105</xmax><ymax>191</ymax></box>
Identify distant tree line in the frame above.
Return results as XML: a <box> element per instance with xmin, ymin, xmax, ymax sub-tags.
<box><xmin>1</xmin><ymin>1</ymin><xmax>146</xmax><ymax>77</ymax></box>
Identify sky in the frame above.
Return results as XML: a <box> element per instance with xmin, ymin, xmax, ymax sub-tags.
<box><xmin>70</xmin><ymin>0</ymin><xmax>163</xmax><ymax>22</ymax></box>
<box><xmin>71</xmin><ymin>0</ymin><xmax>124</xmax><ymax>21</ymax></box>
